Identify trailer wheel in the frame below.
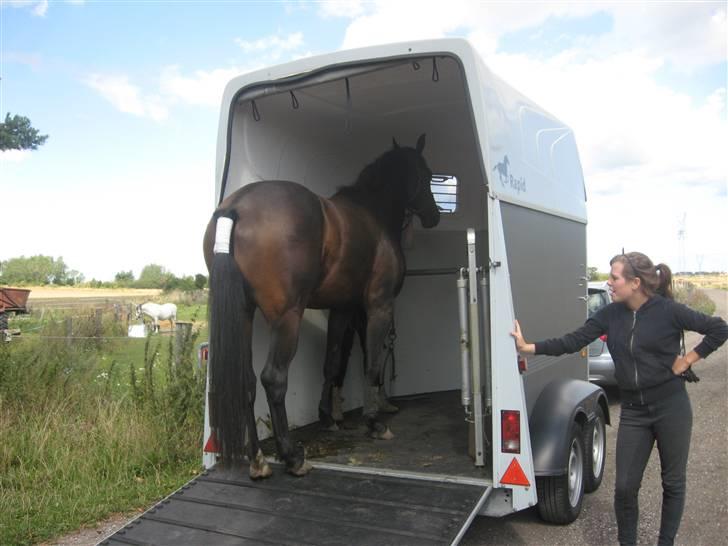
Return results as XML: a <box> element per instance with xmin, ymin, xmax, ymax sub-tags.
<box><xmin>583</xmin><ymin>406</ymin><xmax>606</xmax><ymax>493</ymax></box>
<box><xmin>0</xmin><ymin>311</ymin><xmax>8</xmax><ymax>332</ymax></box>
<box><xmin>536</xmin><ymin>422</ymin><xmax>585</xmax><ymax>524</ymax></box>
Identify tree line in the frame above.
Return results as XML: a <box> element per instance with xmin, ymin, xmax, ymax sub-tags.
<box><xmin>0</xmin><ymin>255</ymin><xmax>207</xmax><ymax>291</ymax></box>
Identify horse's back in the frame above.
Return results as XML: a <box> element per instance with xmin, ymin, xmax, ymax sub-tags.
<box><xmin>207</xmin><ymin>181</ymin><xmax>327</xmax><ymax>318</ymax></box>
<box><xmin>160</xmin><ymin>303</ymin><xmax>177</xmax><ymax>317</ymax></box>
<box><xmin>141</xmin><ymin>302</ymin><xmax>175</xmax><ymax>319</ymax></box>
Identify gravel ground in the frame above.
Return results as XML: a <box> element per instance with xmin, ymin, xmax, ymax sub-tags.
<box><xmin>44</xmin><ymin>290</ymin><xmax>727</xmax><ymax>546</ymax></box>
<box><xmin>39</xmin><ymin>513</ymin><xmax>137</xmax><ymax>546</ymax></box>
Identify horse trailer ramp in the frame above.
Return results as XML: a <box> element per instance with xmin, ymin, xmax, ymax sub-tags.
<box><xmin>102</xmin><ymin>462</ymin><xmax>491</xmax><ymax>545</ymax></box>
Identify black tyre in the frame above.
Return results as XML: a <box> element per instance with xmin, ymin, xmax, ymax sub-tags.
<box><xmin>583</xmin><ymin>405</ymin><xmax>606</xmax><ymax>493</ymax></box>
<box><xmin>536</xmin><ymin>421</ymin><xmax>585</xmax><ymax>524</ymax></box>
<box><xmin>0</xmin><ymin>311</ymin><xmax>8</xmax><ymax>331</ymax></box>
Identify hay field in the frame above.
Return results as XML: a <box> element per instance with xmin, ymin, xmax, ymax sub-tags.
<box><xmin>674</xmin><ymin>274</ymin><xmax>728</xmax><ymax>290</ymax></box>
<box><xmin>26</xmin><ymin>286</ymin><xmax>162</xmax><ymax>300</ymax></box>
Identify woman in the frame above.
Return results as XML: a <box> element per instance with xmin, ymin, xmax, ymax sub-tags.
<box><xmin>511</xmin><ymin>252</ymin><xmax>727</xmax><ymax>546</ymax></box>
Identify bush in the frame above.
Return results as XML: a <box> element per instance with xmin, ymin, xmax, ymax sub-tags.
<box><xmin>674</xmin><ymin>282</ymin><xmax>716</xmax><ymax>316</ymax></box>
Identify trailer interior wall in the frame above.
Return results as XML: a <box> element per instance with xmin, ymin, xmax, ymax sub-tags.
<box><xmin>221</xmin><ymin>56</ymin><xmax>488</xmax><ymax>433</ymax></box>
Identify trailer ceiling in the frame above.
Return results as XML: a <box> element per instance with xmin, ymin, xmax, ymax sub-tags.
<box><xmin>224</xmin><ymin>55</ymin><xmax>487</xmax><ymax>231</ymax></box>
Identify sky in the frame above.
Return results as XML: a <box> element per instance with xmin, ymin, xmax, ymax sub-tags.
<box><xmin>1</xmin><ymin>0</ymin><xmax>726</xmax><ymax>281</ymax></box>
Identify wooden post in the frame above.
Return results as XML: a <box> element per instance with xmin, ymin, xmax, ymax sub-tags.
<box><xmin>95</xmin><ymin>308</ymin><xmax>103</xmax><ymax>338</ymax></box>
<box><xmin>65</xmin><ymin>317</ymin><xmax>73</xmax><ymax>346</ymax></box>
<box><xmin>174</xmin><ymin>321</ymin><xmax>193</xmax><ymax>367</ymax></box>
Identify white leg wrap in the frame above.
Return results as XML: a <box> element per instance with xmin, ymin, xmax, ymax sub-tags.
<box><xmin>213</xmin><ymin>217</ymin><xmax>234</xmax><ymax>254</ymax></box>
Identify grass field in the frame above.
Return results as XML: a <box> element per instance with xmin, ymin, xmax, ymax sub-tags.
<box><xmin>0</xmin><ymin>290</ymin><xmax>208</xmax><ymax>545</ymax></box>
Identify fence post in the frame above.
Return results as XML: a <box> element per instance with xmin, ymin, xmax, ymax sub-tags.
<box><xmin>65</xmin><ymin>317</ymin><xmax>73</xmax><ymax>346</ymax></box>
<box><xmin>174</xmin><ymin>321</ymin><xmax>193</xmax><ymax>367</ymax></box>
<box><xmin>95</xmin><ymin>308</ymin><xmax>103</xmax><ymax>338</ymax></box>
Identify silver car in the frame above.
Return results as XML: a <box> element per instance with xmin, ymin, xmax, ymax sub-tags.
<box><xmin>588</xmin><ymin>281</ymin><xmax>616</xmax><ymax>386</ymax></box>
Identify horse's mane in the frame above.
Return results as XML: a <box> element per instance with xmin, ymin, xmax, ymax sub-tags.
<box><xmin>333</xmin><ymin>149</ymin><xmax>407</xmax><ymax>205</ymax></box>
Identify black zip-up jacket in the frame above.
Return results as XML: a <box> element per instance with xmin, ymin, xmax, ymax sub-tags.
<box><xmin>535</xmin><ymin>295</ymin><xmax>728</xmax><ymax>404</ymax></box>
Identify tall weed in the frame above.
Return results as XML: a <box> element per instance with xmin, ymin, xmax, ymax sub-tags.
<box><xmin>0</xmin><ymin>307</ymin><xmax>205</xmax><ymax>545</ymax></box>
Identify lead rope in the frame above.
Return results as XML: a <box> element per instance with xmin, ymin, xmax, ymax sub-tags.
<box><xmin>380</xmin><ymin>320</ymin><xmax>397</xmax><ymax>385</ymax></box>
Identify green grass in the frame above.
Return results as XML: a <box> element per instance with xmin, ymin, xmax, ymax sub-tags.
<box><xmin>0</xmin><ymin>303</ymin><xmax>208</xmax><ymax>545</ymax></box>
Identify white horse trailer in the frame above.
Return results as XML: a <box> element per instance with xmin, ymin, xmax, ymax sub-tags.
<box><xmin>104</xmin><ymin>38</ymin><xmax>608</xmax><ymax>546</ymax></box>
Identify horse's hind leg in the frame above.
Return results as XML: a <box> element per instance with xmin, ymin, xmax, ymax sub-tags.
<box><xmin>242</xmin><ymin>306</ymin><xmax>271</xmax><ymax>480</ymax></box>
<box><xmin>319</xmin><ymin>308</ymin><xmax>355</xmax><ymax>430</ymax></box>
<box><xmin>261</xmin><ymin>309</ymin><xmax>312</xmax><ymax>476</ymax></box>
<box><xmin>363</xmin><ymin>305</ymin><xmax>395</xmax><ymax>440</ymax></box>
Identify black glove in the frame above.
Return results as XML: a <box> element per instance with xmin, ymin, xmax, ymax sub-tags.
<box><xmin>681</xmin><ymin>367</ymin><xmax>700</xmax><ymax>383</ymax></box>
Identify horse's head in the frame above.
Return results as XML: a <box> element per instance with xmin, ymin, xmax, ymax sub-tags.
<box><xmin>134</xmin><ymin>304</ymin><xmax>142</xmax><ymax>319</ymax></box>
<box><xmin>391</xmin><ymin>134</ymin><xmax>440</xmax><ymax>229</ymax></box>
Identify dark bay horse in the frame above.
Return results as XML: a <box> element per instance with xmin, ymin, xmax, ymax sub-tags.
<box><xmin>203</xmin><ymin>135</ymin><xmax>440</xmax><ymax>479</ymax></box>
<box><xmin>320</xmin><ymin>305</ymin><xmax>400</xmax><ymax>431</ymax></box>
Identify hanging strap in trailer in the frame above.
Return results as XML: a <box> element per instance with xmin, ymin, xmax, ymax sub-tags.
<box><xmin>101</xmin><ymin>462</ymin><xmax>492</xmax><ymax>546</ymax></box>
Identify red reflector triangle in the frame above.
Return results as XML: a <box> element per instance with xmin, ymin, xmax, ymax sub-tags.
<box><xmin>500</xmin><ymin>457</ymin><xmax>530</xmax><ymax>486</ymax></box>
<box><xmin>204</xmin><ymin>431</ymin><xmax>220</xmax><ymax>453</ymax></box>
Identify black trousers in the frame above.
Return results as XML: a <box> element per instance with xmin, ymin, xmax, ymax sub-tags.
<box><xmin>615</xmin><ymin>387</ymin><xmax>692</xmax><ymax>546</ymax></box>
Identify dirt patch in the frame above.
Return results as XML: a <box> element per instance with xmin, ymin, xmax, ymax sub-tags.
<box><xmin>40</xmin><ymin>512</ymin><xmax>138</xmax><ymax>546</ymax></box>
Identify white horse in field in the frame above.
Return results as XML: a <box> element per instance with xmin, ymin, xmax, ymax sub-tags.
<box><xmin>135</xmin><ymin>302</ymin><xmax>177</xmax><ymax>333</ymax></box>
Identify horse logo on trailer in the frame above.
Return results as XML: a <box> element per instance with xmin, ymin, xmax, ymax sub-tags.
<box><xmin>493</xmin><ymin>155</ymin><xmax>510</xmax><ymax>184</ymax></box>
<box><xmin>493</xmin><ymin>154</ymin><xmax>527</xmax><ymax>195</ymax></box>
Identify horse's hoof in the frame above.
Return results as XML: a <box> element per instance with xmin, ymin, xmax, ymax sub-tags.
<box><xmin>288</xmin><ymin>460</ymin><xmax>313</xmax><ymax>477</ymax></box>
<box><xmin>369</xmin><ymin>427</ymin><xmax>395</xmax><ymax>440</ymax></box>
<box><xmin>249</xmin><ymin>450</ymin><xmax>272</xmax><ymax>480</ymax></box>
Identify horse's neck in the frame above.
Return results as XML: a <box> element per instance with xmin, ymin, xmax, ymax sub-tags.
<box><xmin>334</xmin><ymin>187</ymin><xmax>407</xmax><ymax>241</ymax></box>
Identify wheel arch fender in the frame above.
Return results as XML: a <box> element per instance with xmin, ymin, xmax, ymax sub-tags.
<box><xmin>529</xmin><ymin>378</ymin><xmax>609</xmax><ymax>476</ymax></box>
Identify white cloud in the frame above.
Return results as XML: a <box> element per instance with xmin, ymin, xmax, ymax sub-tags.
<box><xmin>332</xmin><ymin>2</ymin><xmax>727</xmax><ymax>271</ymax></box>
<box><xmin>3</xmin><ymin>0</ymin><xmax>82</xmax><ymax>16</ymax></box>
<box><xmin>235</xmin><ymin>31</ymin><xmax>304</xmax><ymax>60</ymax></box>
<box><xmin>3</xmin><ymin>0</ymin><xmax>47</xmax><ymax>16</ymax></box>
<box><xmin>339</xmin><ymin>1</ymin><xmax>602</xmax><ymax>51</ymax></box>
<box><xmin>159</xmin><ymin>65</ymin><xmax>246</xmax><ymax>108</ymax></box>
<box><xmin>32</xmin><ymin>0</ymin><xmax>46</xmax><ymax>16</ymax></box>
<box><xmin>606</xmin><ymin>3</ymin><xmax>727</xmax><ymax>72</ymax></box>
<box><xmin>318</xmin><ymin>0</ymin><xmax>365</xmax><ymax>19</ymax></box>
<box><xmin>84</xmin><ymin>74</ymin><xmax>168</xmax><ymax>121</ymax></box>
<box><xmin>86</xmin><ymin>31</ymin><xmax>307</xmax><ymax>117</ymax></box>
<box><xmin>0</xmin><ymin>149</ymin><xmax>32</xmax><ymax>163</ymax></box>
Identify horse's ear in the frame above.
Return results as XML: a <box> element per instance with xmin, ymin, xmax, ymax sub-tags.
<box><xmin>392</xmin><ymin>137</ymin><xmax>400</xmax><ymax>149</ymax></box>
<box><xmin>416</xmin><ymin>133</ymin><xmax>426</xmax><ymax>155</ymax></box>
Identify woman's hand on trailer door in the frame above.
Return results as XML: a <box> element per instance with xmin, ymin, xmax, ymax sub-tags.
<box><xmin>510</xmin><ymin>320</ymin><xmax>536</xmax><ymax>355</ymax></box>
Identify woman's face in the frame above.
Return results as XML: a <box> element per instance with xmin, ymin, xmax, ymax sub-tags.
<box><xmin>607</xmin><ymin>261</ymin><xmax>640</xmax><ymax>303</ymax></box>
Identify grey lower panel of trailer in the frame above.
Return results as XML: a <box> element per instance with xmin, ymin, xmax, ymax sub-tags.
<box><xmin>102</xmin><ymin>463</ymin><xmax>490</xmax><ymax>546</ymax></box>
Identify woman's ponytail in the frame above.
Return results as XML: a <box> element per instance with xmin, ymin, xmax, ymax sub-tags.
<box><xmin>655</xmin><ymin>263</ymin><xmax>673</xmax><ymax>299</ymax></box>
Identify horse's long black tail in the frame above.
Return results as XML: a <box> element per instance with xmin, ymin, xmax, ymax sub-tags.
<box><xmin>208</xmin><ymin>209</ymin><xmax>249</xmax><ymax>463</ymax></box>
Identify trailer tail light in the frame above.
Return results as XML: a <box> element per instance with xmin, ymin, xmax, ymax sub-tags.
<box><xmin>599</xmin><ymin>334</ymin><xmax>608</xmax><ymax>342</ymax></box>
<box><xmin>517</xmin><ymin>354</ymin><xmax>527</xmax><ymax>373</ymax></box>
<box><xmin>501</xmin><ymin>410</ymin><xmax>521</xmax><ymax>453</ymax></box>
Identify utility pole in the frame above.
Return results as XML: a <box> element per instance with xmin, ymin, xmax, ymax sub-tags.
<box><xmin>677</xmin><ymin>213</ymin><xmax>687</xmax><ymax>273</ymax></box>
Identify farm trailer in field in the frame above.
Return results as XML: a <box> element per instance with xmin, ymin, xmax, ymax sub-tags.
<box><xmin>104</xmin><ymin>38</ymin><xmax>608</xmax><ymax>546</ymax></box>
